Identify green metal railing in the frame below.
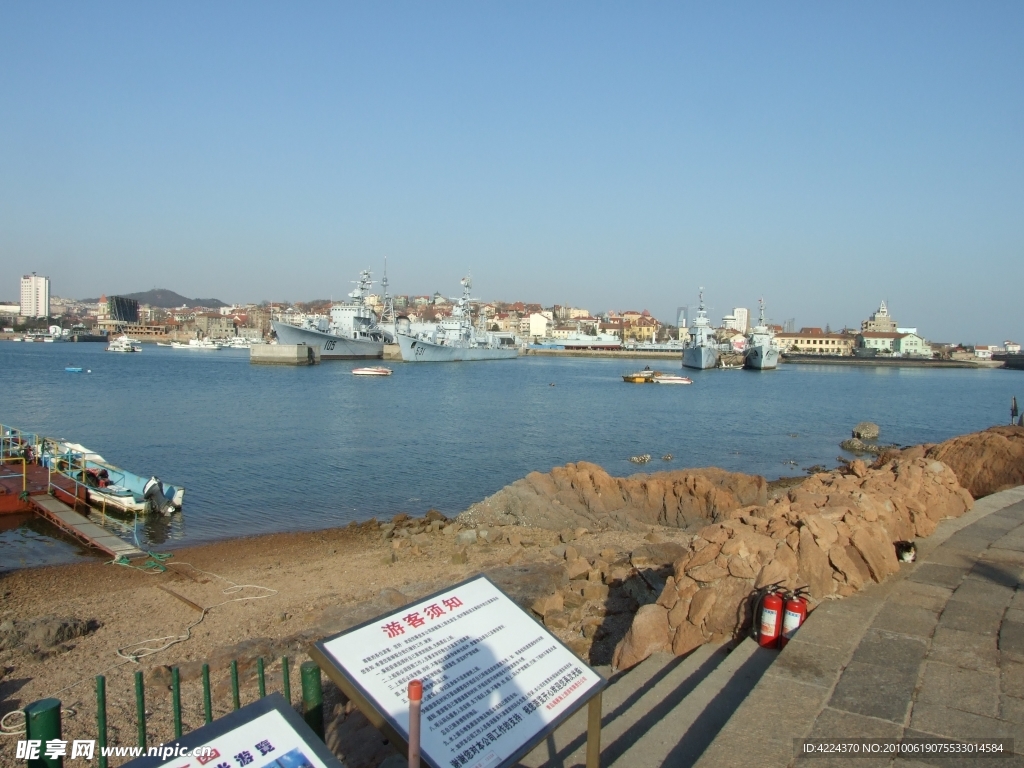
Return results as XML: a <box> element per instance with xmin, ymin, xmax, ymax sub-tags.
<box><xmin>21</xmin><ymin>656</ymin><xmax>323</xmax><ymax>761</ymax></box>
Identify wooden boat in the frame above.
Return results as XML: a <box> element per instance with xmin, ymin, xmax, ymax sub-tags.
<box><xmin>352</xmin><ymin>366</ymin><xmax>392</xmax><ymax>376</ymax></box>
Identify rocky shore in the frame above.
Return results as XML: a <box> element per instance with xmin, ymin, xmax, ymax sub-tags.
<box><xmin>0</xmin><ymin>426</ymin><xmax>1022</xmax><ymax>768</ymax></box>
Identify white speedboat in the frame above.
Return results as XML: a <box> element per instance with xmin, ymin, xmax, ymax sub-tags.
<box><xmin>106</xmin><ymin>335</ymin><xmax>142</xmax><ymax>353</ymax></box>
<box><xmin>352</xmin><ymin>367</ymin><xmax>392</xmax><ymax>376</ymax></box>
<box><xmin>652</xmin><ymin>374</ymin><xmax>693</xmax><ymax>384</ymax></box>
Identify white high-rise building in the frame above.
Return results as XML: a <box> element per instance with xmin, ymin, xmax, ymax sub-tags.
<box><xmin>722</xmin><ymin>308</ymin><xmax>749</xmax><ymax>332</ymax></box>
<box><xmin>20</xmin><ymin>273</ymin><xmax>50</xmax><ymax>318</ymax></box>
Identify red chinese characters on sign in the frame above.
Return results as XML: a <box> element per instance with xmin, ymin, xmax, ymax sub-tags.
<box><xmin>196</xmin><ymin>750</ymin><xmax>221</xmax><ymax>766</ymax></box>
<box><xmin>381</xmin><ymin>595</ymin><xmax>464</xmax><ymax>636</ymax></box>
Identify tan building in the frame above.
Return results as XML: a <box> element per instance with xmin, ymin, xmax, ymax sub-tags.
<box><xmin>861</xmin><ymin>301</ymin><xmax>898</xmax><ymax>333</ymax></box>
<box><xmin>776</xmin><ymin>328</ymin><xmax>855</xmax><ymax>355</ymax></box>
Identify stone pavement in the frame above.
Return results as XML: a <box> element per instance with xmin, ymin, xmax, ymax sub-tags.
<box><xmin>695</xmin><ymin>485</ymin><xmax>1024</xmax><ymax>768</ymax></box>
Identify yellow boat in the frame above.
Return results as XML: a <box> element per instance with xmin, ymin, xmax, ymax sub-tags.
<box><xmin>622</xmin><ymin>368</ymin><xmax>657</xmax><ymax>383</ymax></box>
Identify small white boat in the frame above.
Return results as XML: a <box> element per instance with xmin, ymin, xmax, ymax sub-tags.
<box><xmin>106</xmin><ymin>335</ymin><xmax>142</xmax><ymax>353</ymax></box>
<box><xmin>352</xmin><ymin>366</ymin><xmax>392</xmax><ymax>376</ymax></box>
<box><xmin>156</xmin><ymin>342</ymin><xmax>173</xmax><ymax>347</ymax></box>
<box><xmin>652</xmin><ymin>374</ymin><xmax>693</xmax><ymax>385</ymax></box>
<box><xmin>171</xmin><ymin>338</ymin><xmax>222</xmax><ymax>350</ymax></box>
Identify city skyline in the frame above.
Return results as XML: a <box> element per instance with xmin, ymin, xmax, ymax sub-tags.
<box><xmin>2</xmin><ymin>3</ymin><xmax>1022</xmax><ymax>342</ymax></box>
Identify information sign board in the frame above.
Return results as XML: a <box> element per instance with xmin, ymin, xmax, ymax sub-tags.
<box><xmin>310</xmin><ymin>574</ymin><xmax>606</xmax><ymax>768</ymax></box>
<box><xmin>122</xmin><ymin>694</ymin><xmax>342</xmax><ymax>768</ymax></box>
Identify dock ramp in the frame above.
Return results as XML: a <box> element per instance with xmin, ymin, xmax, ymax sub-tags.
<box><xmin>29</xmin><ymin>494</ymin><xmax>146</xmax><ymax>560</ymax></box>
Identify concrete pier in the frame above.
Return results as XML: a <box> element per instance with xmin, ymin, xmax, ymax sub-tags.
<box><xmin>250</xmin><ymin>343</ymin><xmax>321</xmax><ymax>365</ymax></box>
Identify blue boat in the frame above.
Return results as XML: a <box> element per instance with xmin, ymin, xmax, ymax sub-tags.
<box><xmin>41</xmin><ymin>440</ymin><xmax>185</xmax><ymax>516</ymax></box>
<box><xmin>65</xmin><ymin>367</ymin><xmax>83</xmax><ymax>373</ymax></box>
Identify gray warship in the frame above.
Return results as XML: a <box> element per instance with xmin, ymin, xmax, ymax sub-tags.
<box><xmin>271</xmin><ymin>269</ymin><xmax>386</xmax><ymax>359</ymax></box>
<box><xmin>682</xmin><ymin>289</ymin><xmax>720</xmax><ymax>370</ymax></box>
<box><xmin>396</xmin><ymin>276</ymin><xmax>519</xmax><ymax>362</ymax></box>
<box><xmin>744</xmin><ymin>298</ymin><xmax>781</xmax><ymax>370</ymax></box>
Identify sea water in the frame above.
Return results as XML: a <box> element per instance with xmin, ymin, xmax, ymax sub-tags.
<box><xmin>1</xmin><ymin>342</ymin><xmax>1019</xmax><ymax>569</ymax></box>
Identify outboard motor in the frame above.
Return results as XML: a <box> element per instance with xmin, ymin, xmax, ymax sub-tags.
<box><xmin>143</xmin><ymin>476</ymin><xmax>176</xmax><ymax>516</ymax></box>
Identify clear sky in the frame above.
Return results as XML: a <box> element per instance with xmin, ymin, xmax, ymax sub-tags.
<box><xmin>1</xmin><ymin>2</ymin><xmax>1021</xmax><ymax>343</ymax></box>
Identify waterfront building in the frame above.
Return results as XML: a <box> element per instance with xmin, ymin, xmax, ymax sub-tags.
<box><xmin>190</xmin><ymin>313</ymin><xmax>235</xmax><ymax>338</ymax></box>
<box><xmin>777</xmin><ymin>328</ymin><xmax>855</xmax><ymax>355</ymax></box>
<box><xmin>624</xmin><ymin>315</ymin><xmax>659</xmax><ymax>342</ymax></box>
<box><xmin>1006</xmin><ymin>341</ymin><xmax>1021</xmax><ymax>354</ymax></box>
<box><xmin>861</xmin><ymin>301</ymin><xmax>898</xmax><ymax>333</ymax></box>
<box><xmin>19</xmin><ymin>273</ymin><xmax>50</xmax><ymax>318</ymax></box>
<box><xmin>528</xmin><ymin>312</ymin><xmax>552</xmax><ymax>339</ymax></box>
<box><xmin>857</xmin><ymin>331</ymin><xmax>902</xmax><ymax>353</ymax></box>
<box><xmin>892</xmin><ymin>332</ymin><xmax>931</xmax><ymax>357</ymax></box>
<box><xmin>974</xmin><ymin>346</ymin><xmax>994</xmax><ymax>359</ymax></box>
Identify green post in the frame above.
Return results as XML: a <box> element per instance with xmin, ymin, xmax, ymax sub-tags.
<box><xmin>281</xmin><ymin>656</ymin><xmax>291</xmax><ymax>706</ymax></box>
<box><xmin>96</xmin><ymin>676</ymin><xmax>108</xmax><ymax>768</ymax></box>
<box><xmin>134</xmin><ymin>670</ymin><xmax>146</xmax><ymax>749</ymax></box>
<box><xmin>202</xmin><ymin>664</ymin><xmax>212</xmax><ymax>724</ymax></box>
<box><xmin>300</xmin><ymin>661</ymin><xmax>324</xmax><ymax>740</ymax></box>
<box><xmin>257</xmin><ymin>657</ymin><xmax>266</xmax><ymax>698</ymax></box>
<box><xmin>171</xmin><ymin>667</ymin><xmax>182</xmax><ymax>739</ymax></box>
<box><xmin>24</xmin><ymin>698</ymin><xmax>62</xmax><ymax>768</ymax></box>
<box><xmin>230</xmin><ymin>660</ymin><xmax>241</xmax><ymax>710</ymax></box>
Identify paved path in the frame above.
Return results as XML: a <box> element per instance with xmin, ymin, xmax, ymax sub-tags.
<box><xmin>696</xmin><ymin>485</ymin><xmax>1024</xmax><ymax>768</ymax></box>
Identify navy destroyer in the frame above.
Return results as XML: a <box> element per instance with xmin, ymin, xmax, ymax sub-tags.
<box><xmin>744</xmin><ymin>298</ymin><xmax>781</xmax><ymax>370</ymax></box>
<box><xmin>271</xmin><ymin>270</ymin><xmax>386</xmax><ymax>359</ymax></box>
<box><xmin>682</xmin><ymin>289</ymin><xmax>720</xmax><ymax>370</ymax></box>
<box><xmin>396</xmin><ymin>276</ymin><xmax>518</xmax><ymax>362</ymax></box>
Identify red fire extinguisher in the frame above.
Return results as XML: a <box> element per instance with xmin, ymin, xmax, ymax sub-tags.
<box><xmin>755</xmin><ymin>586</ymin><xmax>785</xmax><ymax>649</ymax></box>
<box><xmin>779</xmin><ymin>588</ymin><xmax>809</xmax><ymax>648</ymax></box>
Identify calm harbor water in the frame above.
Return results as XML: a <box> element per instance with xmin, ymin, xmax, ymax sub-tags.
<box><xmin>1</xmin><ymin>342</ymin><xmax>1019</xmax><ymax>570</ymax></box>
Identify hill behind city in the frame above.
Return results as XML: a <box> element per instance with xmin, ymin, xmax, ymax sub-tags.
<box><xmin>79</xmin><ymin>289</ymin><xmax>228</xmax><ymax>309</ymax></box>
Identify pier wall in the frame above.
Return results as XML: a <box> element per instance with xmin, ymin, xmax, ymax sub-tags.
<box><xmin>249</xmin><ymin>343</ymin><xmax>321</xmax><ymax>365</ymax></box>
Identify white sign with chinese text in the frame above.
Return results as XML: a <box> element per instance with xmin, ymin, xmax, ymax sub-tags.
<box><xmin>316</xmin><ymin>575</ymin><xmax>605</xmax><ymax>768</ymax></box>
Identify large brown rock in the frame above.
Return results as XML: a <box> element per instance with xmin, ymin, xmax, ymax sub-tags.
<box><xmin>924</xmin><ymin>426</ymin><xmax>1024</xmax><ymax>498</ymax></box>
<box><xmin>612</xmin><ymin>604</ymin><xmax>671</xmax><ymax>670</ymax></box>
<box><xmin>797</xmin><ymin>527</ymin><xmax>834</xmax><ymax>599</ymax></box>
<box><xmin>850</xmin><ymin>526</ymin><xmax>899</xmax><ymax>582</ymax></box>
<box><xmin>459</xmin><ymin>462</ymin><xmax>767</xmax><ymax>531</ymax></box>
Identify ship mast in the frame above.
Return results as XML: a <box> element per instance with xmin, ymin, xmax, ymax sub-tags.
<box><xmin>379</xmin><ymin>257</ymin><xmax>396</xmax><ymax>325</ymax></box>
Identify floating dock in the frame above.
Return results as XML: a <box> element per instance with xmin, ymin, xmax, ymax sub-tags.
<box><xmin>0</xmin><ymin>456</ymin><xmax>146</xmax><ymax>559</ymax></box>
<box><xmin>29</xmin><ymin>493</ymin><xmax>146</xmax><ymax>559</ymax></box>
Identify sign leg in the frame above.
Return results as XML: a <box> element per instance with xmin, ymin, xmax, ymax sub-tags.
<box><xmin>586</xmin><ymin>692</ymin><xmax>602</xmax><ymax>768</ymax></box>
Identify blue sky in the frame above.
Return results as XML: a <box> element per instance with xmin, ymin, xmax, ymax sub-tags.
<box><xmin>1</xmin><ymin>2</ymin><xmax>1021</xmax><ymax>342</ymax></box>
